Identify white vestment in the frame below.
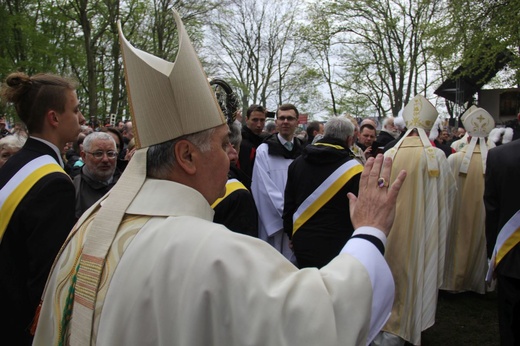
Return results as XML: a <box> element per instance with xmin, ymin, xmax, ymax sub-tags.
<box><xmin>34</xmin><ymin>179</ymin><xmax>394</xmax><ymax>346</ymax></box>
<box><xmin>450</xmin><ymin>134</ymin><xmax>468</xmax><ymax>152</ymax></box>
<box><xmin>383</xmin><ymin>136</ymin><xmax>456</xmax><ymax>345</ymax></box>
<box><xmin>442</xmin><ymin>144</ymin><xmax>487</xmax><ymax>293</ymax></box>
<box><xmin>251</xmin><ymin>142</ymin><xmax>296</xmax><ymax>262</ymax></box>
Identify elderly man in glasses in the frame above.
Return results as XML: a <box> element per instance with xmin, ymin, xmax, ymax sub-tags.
<box><xmin>73</xmin><ymin>131</ymin><xmax>120</xmax><ymax>218</ymax></box>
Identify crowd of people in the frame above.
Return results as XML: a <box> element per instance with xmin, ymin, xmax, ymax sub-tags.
<box><xmin>0</xmin><ymin>9</ymin><xmax>519</xmax><ymax>346</ymax></box>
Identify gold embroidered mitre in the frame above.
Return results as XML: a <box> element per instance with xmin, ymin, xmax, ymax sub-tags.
<box><xmin>68</xmin><ymin>10</ymin><xmax>226</xmax><ymax>344</ymax></box>
<box><xmin>462</xmin><ymin>108</ymin><xmax>495</xmax><ymax>138</ymax></box>
<box><xmin>460</xmin><ymin>105</ymin><xmax>478</xmax><ymax>124</ymax></box>
<box><xmin>118</xmin><ymin>10</ymin><xmax>226</xmax><ymax>148</ymax></box>
<box><xmin>402</xmin><ymin>94</ymin><xmax>438</xmax><ymax>131</ymax></box>
<box><xmin>459</xmin><ymin>107</ymin><xmax>495</xmax><ymax>174</ymax></box>
<box><xmin>387</xmin><ymin>95</ymin><xmax>440</xmax><ymax>177</ymax></box>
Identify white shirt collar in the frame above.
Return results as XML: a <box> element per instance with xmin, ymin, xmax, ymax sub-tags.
<box><xmin>30</xmin><ymin>136</ymin><xmax>65</xmax><ymax>168</ymax></box>
<box><xmin>277</xmin><ymin>133</ymin><xmax>292</xmax><ymax>146</ymax></box>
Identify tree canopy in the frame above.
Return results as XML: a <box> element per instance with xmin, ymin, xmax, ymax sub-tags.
<box><xmin>1</xmin><ymin>0</ymin><xmax>518</xmax><ymax>123</ymax></box>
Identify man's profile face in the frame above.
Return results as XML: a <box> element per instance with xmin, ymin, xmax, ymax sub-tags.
<box><xmin>123</xmin><ymin>121</ymin><xmax>134</xmax><ymax>140</ymax></box>
<box><xmin>386</xmin><ymin>120</ymin><xmax>396</xmax><ymax>132</ymax></box>
<box><xmin>276</xmin><ymin>109</ymin><xmax>298</xmax><ymax>141</ymax></box>
<box><xmin>358</xmin><ymin>127</ymin><xmax>376</xmax><ymax>146</ymax></box>
<box><xmin>83</xmin><ymin>138</ymin><xmax>117</xmax><ymax>181</ymax></box>
<box><xmin>196</xmin><ymin>124</ymin><xmax>231</xmax><ymax>204</ymax></box>
<box><xmin>55</xmin><ymin>90</ymin><xmax>85</xmax><ymax>144</ymax></box>
<box><xmin>316</xmin><ymin>123</ymin><xmax>324</xmax><ymax>136</ymax></box>
<box><xmin>246</xmin><ymin>111</ymin><xmax>266</xmax><ymax>135</ymax></box>
<box><xmin>457</xmin><ymin>127</ymin><xmax>466</xmax><ymax>138</ymax></box>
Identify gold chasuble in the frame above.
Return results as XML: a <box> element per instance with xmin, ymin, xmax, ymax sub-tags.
<box><xmin>442</xmin><ymin>145</ymin><xmax>487</xmax><ymax>293</ymax></box>
<box><xmin>383</xmin><ymin>136</ymin><xmax>456</xmax><ymax>345</ymax></box>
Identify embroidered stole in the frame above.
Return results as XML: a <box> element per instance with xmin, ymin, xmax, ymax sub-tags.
<box><xmin>53</xmin><ymin>211</ymin><xmax>151</xmax><ymax>345</ymax></box>
<box><xmin>211</xmin><ymin>179</ymin><xmax>248</xmax><ymax>208</ymax></box>
<box><xmin>0</xmin><ymin>155</ymin><xmax>65</xmax><ymax>243</ymax></box>
<box><xmin>292</xmin><ymin>159</ymin><xmax>362</xmax><ymax>236</ymax></box>
<box><xmin>487</xmin><ymin>210</ymin><xmax>520</xmax><ymax>282</ymax></box>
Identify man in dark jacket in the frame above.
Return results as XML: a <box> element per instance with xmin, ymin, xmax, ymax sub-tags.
<box><xmin>377</xmin><ymin>116</ymin><xmax>399</xmax><ymax>147</ymax></box>
<box><xmin>0</xmin><ymin>72</ymin><xmax>85</xmax><ymax>345</ymax></box>
<box><xmin>485</xmin><ymin>139</ymin><xmax>520</xmax><ymax>346</ymax></box>
<box><xmin>238</xmin><ymin>104</ymin><xmax>266</xmax><ymax>190</ymax></box>
<box><xmin>213</xmin><ymin>123</ymin><xmax>258</xmax><ymax>237</ymax></box>
<box><xmin>73</xmin><ymin>132</ymin><xmax>120</xmax><ymax>218</ymax></box>
<box><xmin>283</xmin><ymin>116</ymin><xmax>363</xmax><ymax>268</ymax></box>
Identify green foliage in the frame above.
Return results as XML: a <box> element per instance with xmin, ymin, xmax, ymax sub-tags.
<box><xmin>1</xmin><ymin>0</ymin><xmax>518</xmax><ymax>122</ymax></box>
<box><xmin>0</xmin><ymin>0</ymin><xmax>220</xmax><ymax>124</ymax></box>
<box><xmin>436</xmin><ymin>0</ymin><xmax>520</xmax><ymax>87</ymax></box>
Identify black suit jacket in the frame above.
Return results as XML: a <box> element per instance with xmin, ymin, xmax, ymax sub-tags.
<box><xmin>238</xmin><ymin>126</ymin><xmax>265</xmax><ymax>190</ymax></box>
<box><xmin>484</xmin><ymin>139</ymin><xmax>520</xmax><ymax>279</ymax></box>
<box><xmin>213</xmin><ymin>165</ymin><xmax>258</xmax><ymax>238</ymax></box>
<box><xmin>0</xmin><ymin>138</ymin><xmax>76</xmax><ymax>345</ymax></box>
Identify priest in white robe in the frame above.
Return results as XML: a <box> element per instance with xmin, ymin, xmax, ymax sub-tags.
<box><xmin>32</xmin><ymin>10</ymin><xmax>408</xmax><ymax>346</ymax></box>
<box><xmin>380</xmin><ymin>95</ymin><xmax>456</xmax><ymax>346</ymax></box>
<box><xmin>251</xmin><ymin>104</ymin><xmax>303</xmax><ymax>263</ymax></box>
<box><xmin>442</xmin><ymin>108</ymin><xmax>495</xmax><ymax>294</ymax></box>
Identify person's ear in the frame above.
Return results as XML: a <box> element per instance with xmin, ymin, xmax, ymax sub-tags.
<box><xmin>46</xmin><ymin>110</ymin><xmax>59</xmax><ymax>127</ymax></box>
<box><xmin>80</xmin><ymin>150</ymin><xmax>86</xmax><ymax>161</ymax></box>
<box><xmin>347</xmin><ymin>136</ymin><xmax>354</xmax><ymax>147</ymax></box>
<box><xmin>174</xmin><ymin>139</ymin><xmax>197</xmax><ymax>175</ymax></box>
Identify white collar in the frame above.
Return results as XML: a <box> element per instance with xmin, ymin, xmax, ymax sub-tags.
<box><xmin>30</xmin><ymin>136</ymin><xmax>65</xmax><ymax>167</ymax></box>
<box><xmin>277</xmin><ymin>133</ymin><xmax>292</xmax><ymax>146</ymax></box>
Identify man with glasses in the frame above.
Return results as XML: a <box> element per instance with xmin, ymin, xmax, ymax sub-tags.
<box><xmin>73</xmin><ymin>131</ymin><xmax>120</xmax><ymax>218</ymax></box>
<box><xmin>252</xmin><ymin>103</ymin><xmax>303</xmax><ymax>263</ymax></box>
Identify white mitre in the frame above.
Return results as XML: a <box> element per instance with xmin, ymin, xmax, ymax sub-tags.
<box><xmin>459</xmin><ymin>107</ymin><xmax>495</xmax><ymax>174</ymax></box>
<box><xmin>387</xmin><ymin>94</ymin><xmax>440</xmax><ymax>177</ymax></box>
<box><xmin>119</xmin><ymin>15</ymin><xmax>225</xmax><ymax>148</ymax></box>
<box><xmin>68</xmin><ymin>10</ymin><xmax>227</xmax><ymax>342</ymax></box>
<box><xmin>460</xmin><ymin>105</ymin><xmax>478</xmax><ymax>124</ymax></box>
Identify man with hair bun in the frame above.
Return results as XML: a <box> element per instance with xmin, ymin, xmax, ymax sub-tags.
<box><xmin>0</xmin><ymin>72</ymin><xmax>85</xmax><ymax>345</ymax></box>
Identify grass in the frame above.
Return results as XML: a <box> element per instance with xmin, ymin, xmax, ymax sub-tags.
<box><xmin>419</xmin><ymin>290</ymin><xmax>500</xmax><ymax>345</ymax></box>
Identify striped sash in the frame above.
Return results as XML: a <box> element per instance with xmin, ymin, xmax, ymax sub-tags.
<box><xmin>486</xmin><ymin>210</ymin><xmax>520</xmax><ymax>282</ymax></box>
<box><xmin>0</xmin><ymin>155</ymin><xmax>64</xmax><ymax>242</ymax></box>
<box><xmin>211</xmin><ymin>179</ymin><xmax>248</xmax><ymax>208</ymax></box>
<box><xmin>292</xmin><ymin>160</ymin><xmax>362</xmax><ymax>236</ymax></box>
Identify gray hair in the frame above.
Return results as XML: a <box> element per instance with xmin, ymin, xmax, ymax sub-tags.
<box><xmin>147</xmin><ymin>127</ymin><xmax>215</xmax><ymax>179</ymax></box>
<box><xmin>83</xmin><ymin>131</ymin><xmax>116</xmax><ymax>152</ymax></box>
<box><xmin>382</xmin><ymin>116</ymin><xmax>395</xmax><ymax>129</ymax></box>
<box><xmin>0</xmin><ymin>134</ymin><xmax>26</xmax><ymax>151</ymax></box>
<box><xmin>80</xmin><ymin>125</ymin><xmax>93</xmax><ymax>135</ymax></box>
<box><xmin>323</xmin><ymin>117</ymin><xmax>354</xmax><ymax>142</ymax></box>
<box><xmin>229</xmin><ymin>122</ymin><xmax>242</xmax><ymax>148</ymax></box>
<box><xmin>265</xmin><ymin>121</ymin><xmax>276</xmax><ymax>133</ymax></box>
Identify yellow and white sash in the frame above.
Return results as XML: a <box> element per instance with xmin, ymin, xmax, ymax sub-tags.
<box><xmin>0</xmin><ymin>155</ymin><xmax>64</xmax><ymax>243</ymax></box>
<box><xmin>292</xmin><ymin>160</ymin><xmax>362</xmax><ymax>236</ymax></box>
<box><xmin>211</xmin><ymin>179</ymin><xmax>248</xmax><ymax>208</ymax></box>
<box><xmin>486</xmin><ymin>210</ymin><xmax>520</xmax><ymax>282</ymax></box>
